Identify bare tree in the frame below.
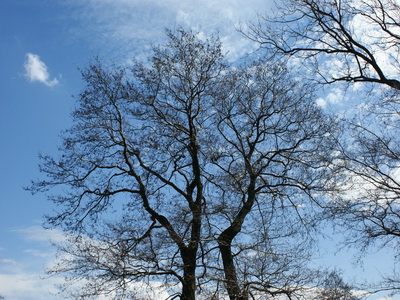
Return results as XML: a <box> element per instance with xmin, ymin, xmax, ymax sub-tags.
<box><xmin>247</xmin><ymin>0</ymin><xmax>400</xmax><ymax>295</ymax></box>
<box><xmin>313</xmin><ymin>269</ymin><xmax>361</xmax><ymax>300</ymax></box>
<box><xmin>247</xmin><ymin>0</ymin><xmax>400</xmax><ymax>90</ymax></box>
<box><xmin>334</xmin><ymin>113</ymin><xmax>400</xmax><ymax>246</ymax></box>
<box><xmin>33</xmin><ymin>29</ymin><xmax>225</xmax><ymax>300</ymax></box>
<box><xmin>327</xmin><ymin>102</ymin><xmax>400</xmax><ymax>294</ymax></box>
<box><xmin>30</xmin><ymin>29</ymin><xmax>337</xmax><ymax>299</ymax></box>
<box><xmin>207</xmin><ymin>62</ymin><xmax>337</xmax><ymax>299</ymax></box>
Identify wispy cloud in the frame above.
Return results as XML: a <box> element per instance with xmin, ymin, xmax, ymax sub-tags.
<box><xmin>0</xmin><ymin>272</ymin><xmax>62</xmax><ymax>300</ymax></box>
<box><xmin>64</xmin><ymin>0</ymin><xmax>271</xmax><ymax>61</ymax></box>
<box><xmin>12</xmin><ymin>225</ymin><xmax>65</xmax><ymax>244</ymax></box>
<box><xmin>0</xmin><ymin>226</ymin><xmax>65</xmax><ymax>299</ymax></box>
<box><xmin>24</xmin><ymin>53</ymin><xmax>59</xmax><ymax>87</ymax></box>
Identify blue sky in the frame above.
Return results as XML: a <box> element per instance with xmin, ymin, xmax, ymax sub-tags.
<box><xmin>0</xmin><ymin>0</ymin><xmax>398</xmax><ymax>299</ymax></box>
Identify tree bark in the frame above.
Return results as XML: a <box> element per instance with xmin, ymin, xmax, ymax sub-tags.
<box><xmin>217</xmin><ymin>179</ymin><xmax>256</xmax><ymax>300</ymax></box>
<box><xmin>180</xmin><ymin>247</ymin><xmax>198</xmax><ymax>300</ymax></box>
<box><xmin>218</xmin><ymin>240</ymin><xmax>248</xmax><ymax>300</ymax></box>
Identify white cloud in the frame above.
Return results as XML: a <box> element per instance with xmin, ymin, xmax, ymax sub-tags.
<box><xmin>12</xmin><ymin>225</ymin><xmax>65</xmax><ymax>244</ymax></box>
<box><xmin>0</xmin><ymin>252</ymin><xmax>59</xmax><ymax>300</ymax></box>
<box><xmin>315</xmin><ymin>87</ymin><xmax>346</xmax><ymax>109</ymax></box>
<box><xmin>64</xmin><ymin>0</ymin><xmax>271</xmax><ymax>61</ymax></box>
<box><xmin>1</xmin><ymin>227</ymin><xmax>172</xmax><ymax>299</ymax></box>
<box><xmin>316</xmin><ymin>97</ymin><xmax>327</xmax><ymax>107</ymax></box>
<box><xmin>0</xmin><ymin>272</ymin><xmax>62</xmax><ymax>300</ymax></box>
<box><xmin>24</xmin><ymin>53</ymin><xmax>59</xmax><ymax>87</ymax></box>
<box><xmin>0</xmin><ymin>226</ymin><xmax>65</xmax><ymax>299</ymax></box>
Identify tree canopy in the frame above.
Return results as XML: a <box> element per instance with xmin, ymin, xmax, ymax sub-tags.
<box><xmin>31</xmin><ymin>29</ymin><xmax>339</xmax><ymax>299</ymax></box>
<box><xmin>29</xmin><ymin>2</ymin><xmax>400</xmax><ymax>299</ymax></box>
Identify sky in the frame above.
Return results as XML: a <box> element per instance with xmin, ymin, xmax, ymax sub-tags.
<box><xmin>0</xmin><ymin>0</ymin><xmax>398</xmax><ymax>299</ymax></box>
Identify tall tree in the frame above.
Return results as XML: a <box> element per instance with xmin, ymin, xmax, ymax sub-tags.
<box><xmin>34</xmin><ymin>29</ymin><xmax>225</xmax><ymax>300</ymax></box>
<box><xmin>246</xmin><ymin>0</ymin><xmax>400</xmax><ymax>294</ymax></box>
<box><xmin>208</xmin><ymin>62</ymin><xmax>336</xmax><ymax>299</ymax></box>
<box><xmin>31</xmin><ymin>29</ymin><xmax>337</xmax><ymax>299</ymax></box>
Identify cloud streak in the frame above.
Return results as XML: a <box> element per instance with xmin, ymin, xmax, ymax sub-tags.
<box><xmin>12</xmin><ymin>225</ymin><xmax>65</xmax><ymax>244</ymax></box>
<box><xmin>65</xmin><ymin>0</ymin><xmax>272</xmax><ymax>61</ymax></box>
<box><xmin>0</xmin><ymin>272</ymin><xmax>61</xmax><ymax>300</ymax></box>
<box><xmin>24</xmin><ymin>53</ymin><xmax>59</xmax><ymax>87</ymax></box>
<box><xmin>0</xmin><ymin>226</ymin><xmax>65</xmax><ymax>299</ymax></box>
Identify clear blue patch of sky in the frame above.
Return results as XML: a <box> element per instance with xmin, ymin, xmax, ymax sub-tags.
<box><xmin>0</xmin><ymin>0</ymin><xmax>89</xmax><ymax>269</ymax></box>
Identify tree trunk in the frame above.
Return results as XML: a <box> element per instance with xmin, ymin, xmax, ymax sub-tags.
<box><xmin>181</xmin><ymin>271</ymin><xmax>196</xmax><ymax>300</ymax></box>
<box><xmin>180</xmin><ymin>247</ymin><xmax>198</xmax><ymax>300</ymax></box>
<box><xmin>218</xmin><ymin>240</ymin><xmax>248</xmax><ymax>300</ymax></box>
<box><xmin>217</xmin><ymin>179</ymin><xmax>256</xmax><ymax>300</ymax></box>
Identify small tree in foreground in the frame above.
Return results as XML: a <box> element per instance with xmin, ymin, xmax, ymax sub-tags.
<box><xmin>314</xmin><ymin>270</ymin><xmax>361</xmax><ymax>300</ymax></box>
<box><xmin>31</xmin><ymin>29</ymin><xmax>337</xmax><ymax>299</ymax></box>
